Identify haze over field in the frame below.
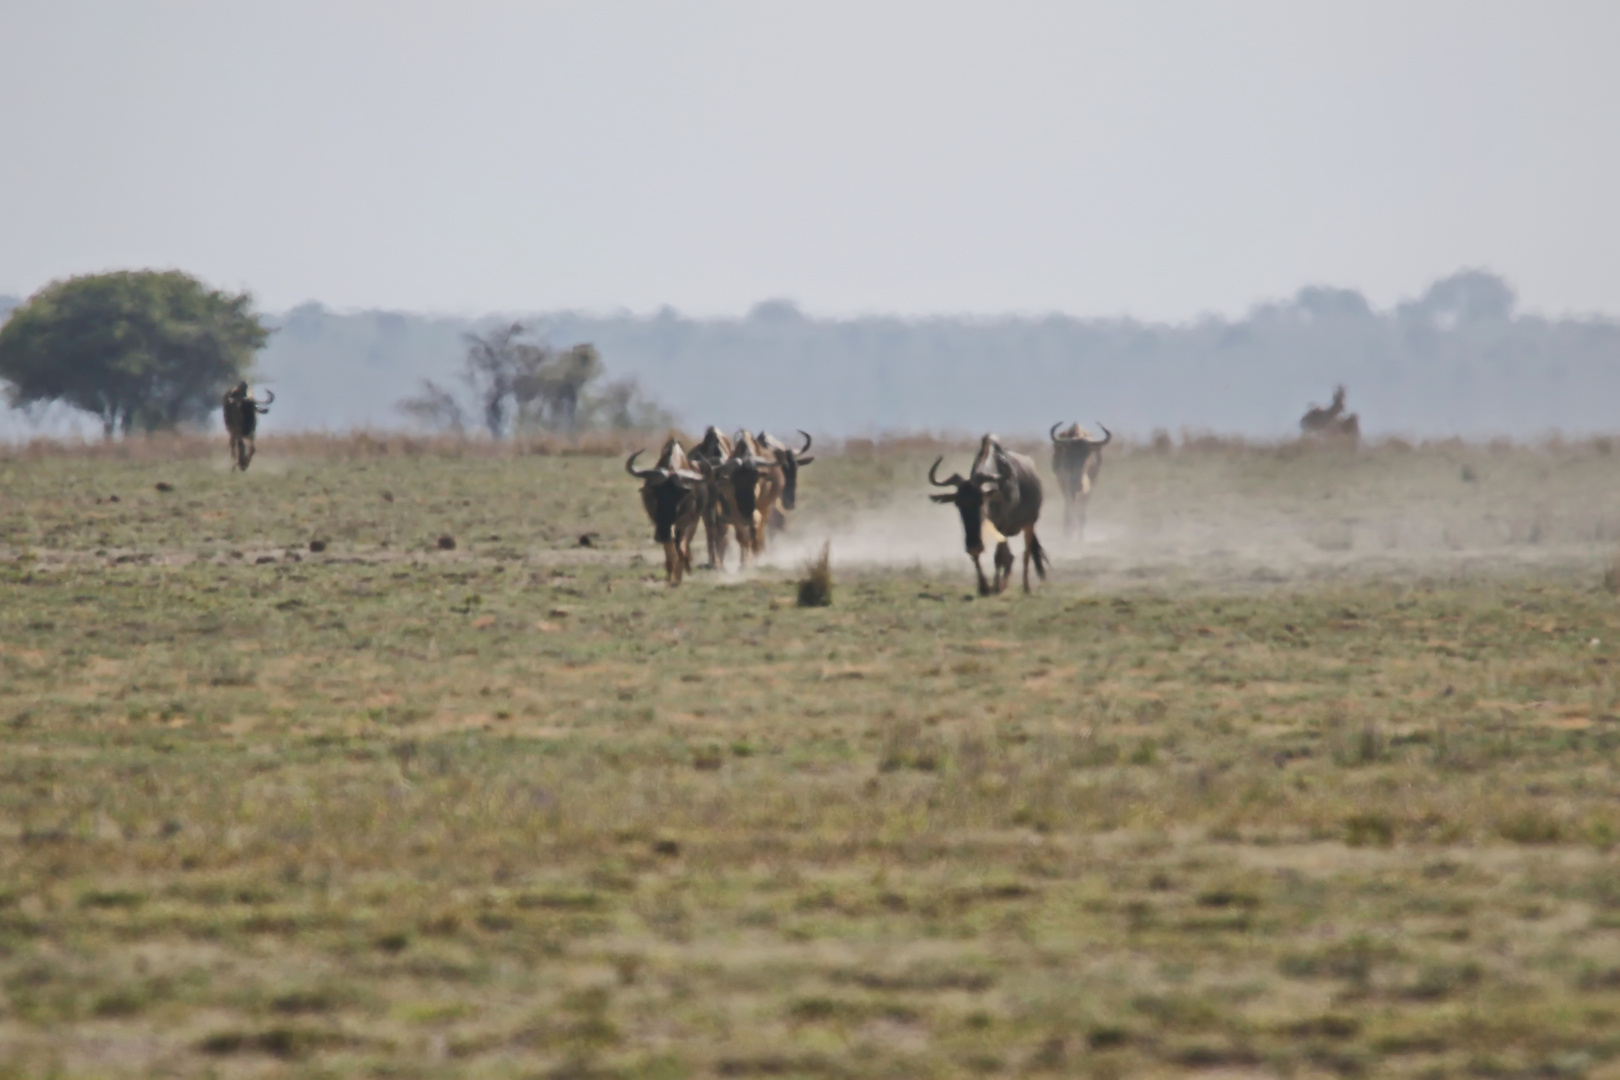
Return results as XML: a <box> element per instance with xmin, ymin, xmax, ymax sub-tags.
<box><xmin>2</xmin><ymin>4</ymin><xmax>1617</xmax><ymax>438</ymax></box>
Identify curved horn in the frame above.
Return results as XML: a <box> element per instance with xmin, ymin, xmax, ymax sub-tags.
<box><xmin>797</xmin><ymin>429</ymin><xmax>812</xmax><ymax>455</ymax></box>
<box><xmin>259</xmin><ymin>389</ymin><xmax>275</xmax><ymax>406</ymax></box>
<box><xmin>928</xmin><ymin>456</ymin><xmax>965</xmax><ymax>487</ymax></box>
<box><xmin>1090</xmin><ymin>423</ymin><xmax>1112</xmax><ymax>447</ymax></box>
<box><xmin>626</xmin><ymin>450</ymin><xmax>663</xmax><ymax>480</ymax></box>
<box><xmin>1050</xmin><ymin>422</ymin><xmax>1067</xmax><ymax>443</ymax></box>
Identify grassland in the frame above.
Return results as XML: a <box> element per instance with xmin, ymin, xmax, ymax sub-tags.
<box><xmin>2</xmin><ymin>432</ymin><xmax>1620</xmax><ymax>1078</ymax></box>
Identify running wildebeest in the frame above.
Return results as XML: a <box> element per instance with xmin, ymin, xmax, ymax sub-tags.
<box><xmin>626</xmin><ymin>439</ymin><xmax>707</xmax><ymax>585</ymax></box>
<box><xmin>1049</xmin><ymin>421</ymin><xmax>1111</xmax><ymax>539</ymax></box>
<box><xmin>1300</xmin><ymin>385</ymin><xmax>1347</xmax><ymax>436</ymax></box>
<box><xmin>222</xmin><ymin>382</ymin><xmax>274</xmax><ymax>471</ymax></box>
<box><xmin>930</xmin><ymin>434</ymin><xmax>1048</xmax><ymax>596</ymax></box>
<box><xmin>713</xmin><ymin>432</ymin><xmax>775</xmax><ymax>568</ymax></box>
<box><xmin>756</xmin><ymin>429</ymin><xmax>814</xmax><ymax>535</ymax></box>
<box><xmin>690</xmin><ymin>426</ymin><xmax>735</xmax><ymax>569</ymax></box>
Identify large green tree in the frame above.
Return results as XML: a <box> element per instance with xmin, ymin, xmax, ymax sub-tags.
<box><xmin>0</xmin><ymin>270</ymin><xmax>269</xmax><ymax>436</ymax></box>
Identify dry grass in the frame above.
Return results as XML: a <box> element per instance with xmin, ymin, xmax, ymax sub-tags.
<box><xmin>796</xmin><ymin>541</ymin><xmax>833</xmax><ymax>607</ymax></box>
<box><xmin>1</xmin><ymin>435</ymin><xmax>1619</xmax><ymax>1077</ymax></box>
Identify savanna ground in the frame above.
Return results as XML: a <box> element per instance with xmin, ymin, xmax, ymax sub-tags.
<box><xmin>3</xmin><ymin>431</ymin><xmax>1620</xmax><ymax>1079</ymax></box>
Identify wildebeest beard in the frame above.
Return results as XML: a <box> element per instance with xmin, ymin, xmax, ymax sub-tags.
<box><xmin>650</xmin><ymin>480</ymin><xmax>688</xmax><ymax>543</ymax></box>
<box><xmin>953</xmin><ymin>485</ymin><xmax>986</xmax><ymax>554</ymax></box>
<box><xmin>729</xmin><ymin>469</ymin><xmax>760</xmax><ymax>517</ymax></box>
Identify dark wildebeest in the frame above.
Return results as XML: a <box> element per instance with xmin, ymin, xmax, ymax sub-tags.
<box><xmin>690</xmin><ymin>426</ymin><xmax>735</xmax><ymax>569</ymax></box>
<box><xmin>756</xmin><ymin>429</ymin><xmax>814</xmax><ymax>535</ymax></box>
<box><xmin>1300</xmin><ymin>385</ymin><xmax>1347</xmax><ymax>436</ymax></box>
<box><xmin>222</xmin><ymin>382</ymin><xmax>274</xmax><ymax>471</ymax></box>
<box><xmin>626</xmin><ymin>439</ymin><xmax>706</xmax><ymax>585</ymax></box>
<box><xmin>714</xmin><ymin>432</ymin><xmax>775</xmax><ymax>568</ymax></box>
<box><xmin>930</xmin><ymin>435</ymin><xmax>1048</xmax><ymax>596</ymax></box>
<box><xmin>1049</xmin><ymin>421</ymin><xmax>1111</xmax><ymax>539</ymax></box>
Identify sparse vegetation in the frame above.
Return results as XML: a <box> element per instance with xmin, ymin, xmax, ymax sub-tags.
<box><xmin>796</xmin><ymin>541</ymin><xmax>832</xmax><ymax>607</ymax></box>
<box><xmin>1</xmin><ymin>433</ymin><xmax>1620</xmax><ymax>1076</ymax></box>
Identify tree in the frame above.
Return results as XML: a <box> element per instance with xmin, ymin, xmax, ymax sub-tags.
<box><xmin>0</xmin><ymin>271</ymin><xmax>269</xmax><ymax>437</ymax></box>
<box><xmin>429</xmin><ymin>323</ymin><xmax>663</xmax><ymax>436</ymax></box>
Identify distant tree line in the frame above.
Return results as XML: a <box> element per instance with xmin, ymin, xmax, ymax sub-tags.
<box><xmin>6</xmin><ymin>269</ymin><xmax>1619</xmax><ymax>439</ymax></box>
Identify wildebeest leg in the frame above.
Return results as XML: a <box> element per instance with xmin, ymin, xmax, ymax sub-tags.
<box><xmin>970</xmin><ymin>552</ymin><xmax>991</xmax><ymax>596</ymax></box>
<box><xmin>993</xmin><ymin>541</ymin><xmax>1014</xmax><ymax>594</ymax></box>
<box><xmin>664</xmin><ymin>539</ymin><xmax>682</xmax><ymax>585</ymax></box>
<box><xmin>1021</xmin><ymin>526</ymin><xmax>1047</xmax><ymax>593</ymax></box>
<box><xmin>768</xmin><ymin>507</ymin><xmax>787</xmax><ymax>534</ymax></box>
<box><xmin>242</xmin><ymin>437</ymin><xmax>256</xmax><ymax>471</ymax></box>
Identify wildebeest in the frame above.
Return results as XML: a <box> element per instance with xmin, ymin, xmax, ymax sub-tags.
<box><xmin>1300</xmin><ymin>385</ymin><xmax>1347</xmax><ymax>436</ymax></box>
<box><xmin>930</xmin><ymin>435</ymin><xmax>1048</xmax><ymax>595</ymax></box>
<box><xmin>756</xmin><ymin>429</ymin><xmax>814</xmax><ymax>534</ymax></box>
<box><xmin>626</xmin><ymin>438</ymin><xmax>706</xmax><ymax>584</ymax></box>
<box><xmin>1049</xmin><ymin>421</ymin><xmax>1111</xmax><ymax>539</ymax></box>
<box><xmin>1300</xmin><ymin>386</ymin><xmax>1361</xmax><ymax>446</ymax></box>
<box><xmin>690</xmin><ymin>426</ymin><xmax>735</xmax><ymax>569</ymax></box>
<box><xmin>222</xmin><ymin>382</ymin><xmax>274</xmax><ymax>471</ymax></box>
<box><xmin>713</xmin><ymin>431</ymin><xmax>775</xmax><ymax>568</ymax></box>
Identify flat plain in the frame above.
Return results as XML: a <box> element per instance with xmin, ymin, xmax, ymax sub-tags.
<box><xmin>3</xmin><ymin>432</ymin><xmax>1620</xmax><ymax>1079</ymax></box>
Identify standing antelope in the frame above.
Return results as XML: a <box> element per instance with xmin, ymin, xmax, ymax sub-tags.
<box><xmin>1049</xmin><ymin>421</ymin><xmax>1111</xmax><ymax>539</ymax></box>
<box><xmin>1299</xmin><ymin>386</ymin><xmax>1347</xmax><ymax>436</ymax></box>
<box><xmin>930</xmin><ymin>435</ymin><xmax>1048</xmax><ymax>595</ymax></box>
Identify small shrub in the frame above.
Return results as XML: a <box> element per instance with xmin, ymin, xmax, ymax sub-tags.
<box><xmin>796</xmin><ymin>542</ymin><xmax>832</xmax><ymax>607</ymax></box>
<box><xmin>1344</xmin><ymin>813</ymin><xmax>1395</xmax><ymax>848</ymax></box>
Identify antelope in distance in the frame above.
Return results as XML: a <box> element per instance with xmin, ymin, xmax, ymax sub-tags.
<box><xmin>1049</xmin><ymin>421</ymin><xmax>1111</xmax><ymax>539</ymax></box>
<box><xmin>930</xmin><ymin>435</ymin><xmax>1048</xmax><ymax>596</ymax></box>
<box><xmin>626</xmin><ymin>439</ymin><xmax>707</xmax><ymax>585</ymax></box>
<box><xmin>222</xmin><ymin>382</ymin><xmax>274</xmax><ymax>471</ymax></box>
<box><xmin>1299</xmin><ymin>386</ymin><xmax>1361</xmax><ymax>446</ymax></box>
<box><xmin>1300</xmin><ymin>385</ymin><xmax>1346</xmax><ymax>436</ymax></box>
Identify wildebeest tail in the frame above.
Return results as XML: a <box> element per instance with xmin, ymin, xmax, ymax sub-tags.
<box><xmin>1029</xmin><ymin>532</ymin><xmax>1048</xmax><ymax>581</ymax></box>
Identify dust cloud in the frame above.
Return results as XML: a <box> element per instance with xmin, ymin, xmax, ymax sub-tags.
<box><xmin>753</xmin><ymin>443</ymin><xmax>1620</xmax><ymax>589</ymax></box>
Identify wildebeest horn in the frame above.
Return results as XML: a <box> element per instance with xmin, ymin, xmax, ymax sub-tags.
<box><xmin>1050</xmin><ymin>422</ymin><xmax>1068</xmax><ymax>443</ymax></box>
<box><xmin>260</xmin><ymin>389</ymin><xmax>275</xmax><ymax>405</ymax></box>
<box><xmin>797</xmin><ymin>430</ymin><xmax>812</xmax><ymax>455</ymax></box>
<box><xmin>625</xmin><ymin>450</ymin><xmax>662</xmax><ymax>480</ymax></box>
<box><xmin>928</xmin><ymin>456</ymin><xmax>966</xmax><ymax>487</ymax></box>
<box><xmin>1090</xmin><ymin>423</ymin><xmax>1112</xmax><ymax>446</ymax></box>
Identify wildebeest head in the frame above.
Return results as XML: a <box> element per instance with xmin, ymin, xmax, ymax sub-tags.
<box><xmin>717</xmin><ymin>445</ymin><xmax>774</xmax><ymax>518</ymax></box>
<box><xmin>1050</xmin><ymin>420</ymin><xmax>1110</xmax><ymax>470</ymax></box>
<box><xmin>928</xmin><ymin>452</ymin><xmax>1005</xmax><ymax>556</ymax></box>
<box><xmin>692</xmin><ymin>426</ymin><xmax>732</xmax><ymax>468</ymax></box>
<box><xmin>626</xmin><ymin>448</ymin><xmax>703</xmax><ymax>544</ymax></box>
<box><xmin>757</xmin><ymin>429</ymin><xmax>815</xmax><ymax>509</ymax></box>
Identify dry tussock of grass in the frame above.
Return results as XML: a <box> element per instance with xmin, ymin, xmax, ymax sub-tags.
<box><xmin>796</xmin><ymin>541</ymin><xmax>833</xmax><ymax>607</ymax></box>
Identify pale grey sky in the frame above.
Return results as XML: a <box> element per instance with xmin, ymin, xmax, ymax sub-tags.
<box><xmin>1</xmin><ymin>1</ymin><xmax>1616</xmax><ymax>320</ymax></box>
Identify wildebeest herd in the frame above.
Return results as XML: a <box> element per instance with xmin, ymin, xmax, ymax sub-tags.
<box><xmin>626</xmin><ymin>424</ymin><xmax>1099</xmax><ymax>596</ymax></box>
<box><xmin>223</xmin><ymin>382</ymin><xmax>1360</xmax><ymax>596</ymax></box>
